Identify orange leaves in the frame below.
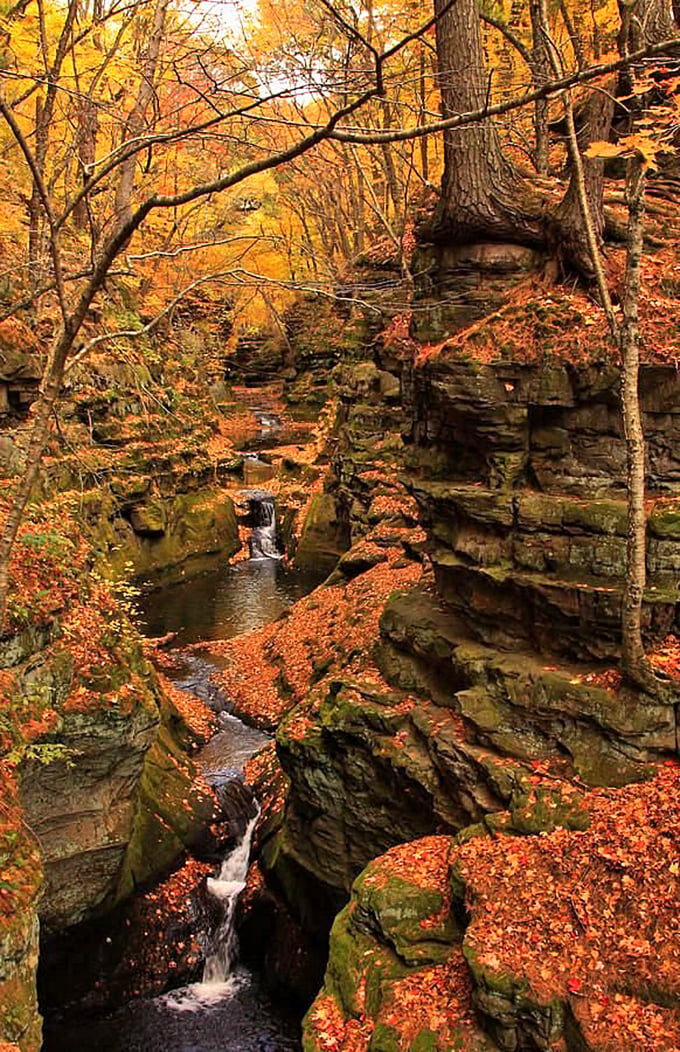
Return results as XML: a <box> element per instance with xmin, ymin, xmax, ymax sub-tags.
<box><xmin>586</xmin><ymin>133</ymin><xmax>668</xmax><ymax>171</ymax></box>
<box><xmin>455</xmin><ymin>764</ymin><xmax>680</xmax><ymax>1047</ymax></box>
<box><xmin>211</xmin><ymin>548</ymin><xmax>423</xmax><ymax>729</ymax></box>
<box><xmin>376</xmin><ymin>954</ymin><xmax>479</xmax><ymax>1044</ymax></box>
<box><xmin>5</xmin><ymin>515</ymin><xmax>87</xmax><ymax>630</ymax></box>
<box><xmin>306</xmin><ymin>994</ymin><xmax>374</xmax><ymax>1052</ymax></box>
<box><xmin>0</xmin><ymin>762</ymin><xmax>42</xmax><ymax>929</ymax></box>
<box><xmin>409</xmin><ymin>242</ymin><xmax>680</xmax><ymax>372</ymax></box>
<box><xmin>363</xmin><ymin>836</ymin><xmax>451</xmax><ymax>897</ymax></box>
<box><xmin>380</xmin><ymin>311</ymin><xmax>417</xmax><ymax>360</ymax></box>
<box><xmin>96</xmin><ymin>855</ymin><xmax>212</xmax><ymax>1003</ymax></box>
<box><xmin>155</xmin><ymin>671</ymin><xmax>217</xmax><ymax>744</ymax></box>
<box><xmin>648</xmin><ymin>634</ymin><xmax>680</xmax><ymax>682</ymax></box>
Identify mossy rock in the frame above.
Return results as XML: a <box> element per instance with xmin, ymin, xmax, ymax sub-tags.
<box><xmin>0</xmin><ymin>794</ymin><xmax>42</xmax><ymax>1052</ymax></box>
<box><xmin>0</xmin><ymin>913</ymin><xmax>42</xmax><ymax>1051</ymax></box>
<box><xmin>649</xmin><ymin>499</ymin><xmax>680</xmax><ymax>539</ymax></box>
<box><xmin>295</xmin><ymin>491</ymin><xmax>349</xmax><ymax>574</ymax></box>
<box><xmin>111</xmin><ymin>475</ymin><xmax>152</xmax><ymax>503</ymax></box>
<box><xmin>368</xmin><ymin>1023</ymin><xmax>402</xmax><ymax>1050</ymax></box>
<box><xmin>102</xmin><ymin>487</ymin><xmax>239</xmax><ymax>581</ymax></box>
<box><xmin>325</xmin><ymin>906</ymin><xmax>411</xmax><ymax>1017</ymax></box>
<box><xmin>488</xmin><ymin>785</ymin><xmax>591</xmax><ymax>836</ymax></box>
<box><xmin>516</xmin><ymin>492</ymin><xmax>627</xmax><ymax>536</ymax></box>
<box><xmin>464</xmin><ymin>943</ymin><xmax>566</xmax><ymax>1050</ymax></box>
<box><xmin>353</xmin><ymin>866</ymin><xmax>457</xmax><ymax>965</ymax></box>
<box><xmin>115</xmin><ymin>712</ymin><xmax>215</xmax><ymax>900</ymax></box>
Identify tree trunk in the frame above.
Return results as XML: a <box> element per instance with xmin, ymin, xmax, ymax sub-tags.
<box><xmin>114</xmin><ymin>0</ymin><xmax>168</xmax><ymax>234</ymax></box>
<box><xmin>529</xmin><ymin>0</ymin><xmax>550</xmax><ymax>174</ymax></box>
<box><xmin>553</xmin><ymin>84</ymin><xmax>615</xmax><ymax>279</ymax></box>
<box><xmin>73</xmin><ymin>98</ymin><xmax>99</xmax><ymax>231</ymax></box>
<box><xmin>27</xmin><ymin>97</ymin><xmax>45</xmax><ymax>279</ymax></box>
<box><xmin>379</xmin><ymin>100</ymin><xmax>404</xmax><ymax>230</ymax></box>
<box><xmin>28</xmin><ymin>0</ymin><xmax>79</xmax><ymax>282</ymax></box>
<box><xmin>419</xmin><ymin>50</ymin><xmax>429</xmax><ymax>183</ymax></box>
<box><xmin>620</xmin><ymin>157</ymin><xmax>649</xmax><ymax>685</ymax></box>
<box><xmin>73</xmin><ymin>0</ymin><xmax>104</xmax><ymax>231</ymax></box>
<box><xmin>432</xmin><ymin>0</ymin><xmax>542</xmax><ymax>243</ymax></box>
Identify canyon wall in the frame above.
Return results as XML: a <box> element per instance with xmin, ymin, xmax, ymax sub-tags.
<box><xmin>243</xmin><ymin>272</ymin><xmax>680</xmax><ymax>1043</ymax></box>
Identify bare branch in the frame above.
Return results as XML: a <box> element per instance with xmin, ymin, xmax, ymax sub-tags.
<box><xmin>330</xmin><ymin>36</ymin><xmax>680</xmax><ymax>143</ymax></box>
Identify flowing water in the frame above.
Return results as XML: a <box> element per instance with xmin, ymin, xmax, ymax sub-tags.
<box><xmin>247</xmin><ymin>492</ymin><xmax>282</xmax><ymax>561</ymax></box>
<box><xmin>138</xmin><ymin>558</ymin><xmax>320</xmax><ymax>645</ymax></box>
<box><xmin>203</xmin><ymin>810</ymin><xmax>260</xmax><ymax>984</ymax></box>
<box><xmin>45</xmin><ymin>496</ymin><xmax>324</xmax><ymax>1051</ymax></box>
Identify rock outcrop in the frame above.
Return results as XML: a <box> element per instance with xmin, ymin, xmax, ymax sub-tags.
<box><xmin>231</xmin><ymin>277</ymin><xmax>680</xmax><ymax>1023</ymax></box>
<box><xmin>0</xmin><ymin>769</ymin><xmax>42</xmax><ymax>1052</ymax></box>
<box><xmin>305</xmin><ymin>764</ymin><xmax>680</xmax><ymax>1050</ymax></box>
<box><xmin>0</xmin><ymin>521</ymin><xmax>228</xmax><ymax>1048</ymax></box>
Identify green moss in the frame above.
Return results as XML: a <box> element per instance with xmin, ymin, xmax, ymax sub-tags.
<box><xmin>463</xmin><ymin>942</ymin><xmax>529</xmax><ymax>999</ymax></box>
<box><xmin>294</xmin><ymin>492</ymin><xmax>349</xmax><ymax>574</ymax></box>
<box><xmin>325</xmin><ymin>907</ymin><xmax>409</xmax><ymax>1016</ymax></box>
<box><xmin>409</xmin><ymin>1031</ymin><xmax>439</xmax><ymax>1051</ymax></box>
<box><xmin>368</xmin><ymin>1023</ymin><xmax>402</xmax><ymax>1050</ymax></box>
<box><xmin>515</xmin><ymin>492</ymin><xmax>627</xmax><ymax>535</ymax></box>
<box><xmin>649</xmin><ymin>500</ymin><xmax>680</xmax><ymax>539</ymax></box>
<box><xmin>115</xmin><ymin>710</ymin><xmax>214</xmax><ymax>900</ymax></box>
<box><xmin>353</xmin><ymin>867</ymin><xmax>456</xmax><ymax>965</ymax></box>
<box><xmin>97</xmin><ymin>487</ymin><xmax>240</xmax><ymax>581</ymax></box>
<box><xmin>130</xmin><ymin>498</ymin><xmax>167</xmax><ymax>536</ymax></box>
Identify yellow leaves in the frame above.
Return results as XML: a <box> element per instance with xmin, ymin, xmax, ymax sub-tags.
<box><xmin>584</xmin><ymin>140</ymin><xmax>626</xmax><ymax>160</ymax></box>
<box><xmin>585</xmin><ymin>134</ymin><xmax>666</xmax><ymax>170</ymax></box>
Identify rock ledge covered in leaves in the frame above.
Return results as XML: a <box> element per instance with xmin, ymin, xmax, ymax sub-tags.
<box><xmin>304</xmin><ymin>764</ymin><xmax>680</xmax><ymax>1051</ymax></box>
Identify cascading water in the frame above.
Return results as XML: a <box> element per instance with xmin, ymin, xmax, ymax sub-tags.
<box><xmin>202</xmin><ymin>809</ymin><xmax>259</xmax><ymax>984</ymax></box>
<box><xmin>248</xmin><ymin>492</ymin><xmax>282</xmax><ymax>560</ymax></box>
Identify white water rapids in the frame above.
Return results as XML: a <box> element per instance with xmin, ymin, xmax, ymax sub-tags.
<box><xmin>248</xmin><ymin>493</ymin><xmax>283</xmax><ymax>560</ymax></box>
<box><xmin>202</xmin><ymin>809</ymin><xmax>260</xmax><ymax>984</ymax></box>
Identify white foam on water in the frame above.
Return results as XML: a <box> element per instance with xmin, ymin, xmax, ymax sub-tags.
<box><xmin>201</xmin><ymin>810</ymin><xmax>259</xmax><ymax>985</ymax></box>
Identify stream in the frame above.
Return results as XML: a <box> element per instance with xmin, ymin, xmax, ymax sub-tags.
<box><xmin>45</xmin><ymin>532</ymin><xmax>324</xmax><ymax>1051</ymax></box>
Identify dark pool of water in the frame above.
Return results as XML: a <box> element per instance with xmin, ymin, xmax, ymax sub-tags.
<box><xmin>137</xmin><ymin>559</ymin><xmax>325</xmax><ymax>646</ymax></box>
<box><xmin>45</xmin><ymin>969</ymin><xmax>301</xmax><ymax>1052</ymax></box>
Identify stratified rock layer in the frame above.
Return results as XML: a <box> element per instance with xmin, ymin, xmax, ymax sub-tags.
<box><xmin>240</xmin><ymin>308</ymin><xmax>680</xmax><ymax>1019</ymax></box>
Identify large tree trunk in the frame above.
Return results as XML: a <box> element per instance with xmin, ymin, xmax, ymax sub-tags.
<box><xmin>553</xmin><ymin>84</ymin><xmax>615</xmax><ymax>279</ymax></box>
<box><xmin>529</xmin><ymin>0</ymin><xmax>551</xmax><ymax>174</ymax></box>
<box><xmin>432</xmin><ymin>0</ymin><xmax>542</xmax><ymax>243</ymax></box>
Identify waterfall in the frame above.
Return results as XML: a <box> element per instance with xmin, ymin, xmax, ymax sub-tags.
<box><xmin>248</xmin><ymin>492</ymin><xmax>283</xmax><ymax>560</ymax></box>
<box><xmin>202</xmin><ymin>809</ymin><xmax>259</xmax><ymax>985</ymax></box>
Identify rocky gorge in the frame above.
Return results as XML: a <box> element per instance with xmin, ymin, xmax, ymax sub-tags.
<box><xmin>1</xmin><ymin>231</ymin><xmax>679</xmax><ymax>1052</ymax></box>
<box><xmin>215</xmin><ymin>252</ymin><xmax>680</xmax><ymax>1048</ymax></box>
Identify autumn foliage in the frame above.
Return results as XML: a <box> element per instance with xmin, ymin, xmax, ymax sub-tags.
<box><xmin>210</xmin><ymin>516</ymin><xmax>424</xmax><ymax>729</ymax></box>
<box><xmin>306</xmin><ymin>763</ymin><xmax>680</xmax><ymax>1051</ymax></box>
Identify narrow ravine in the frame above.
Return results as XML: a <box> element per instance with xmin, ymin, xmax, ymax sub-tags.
<box><xmin>44</xmin><ymin>494</ymin><xmax>323</xmax><ymax>1052</ymax></box>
